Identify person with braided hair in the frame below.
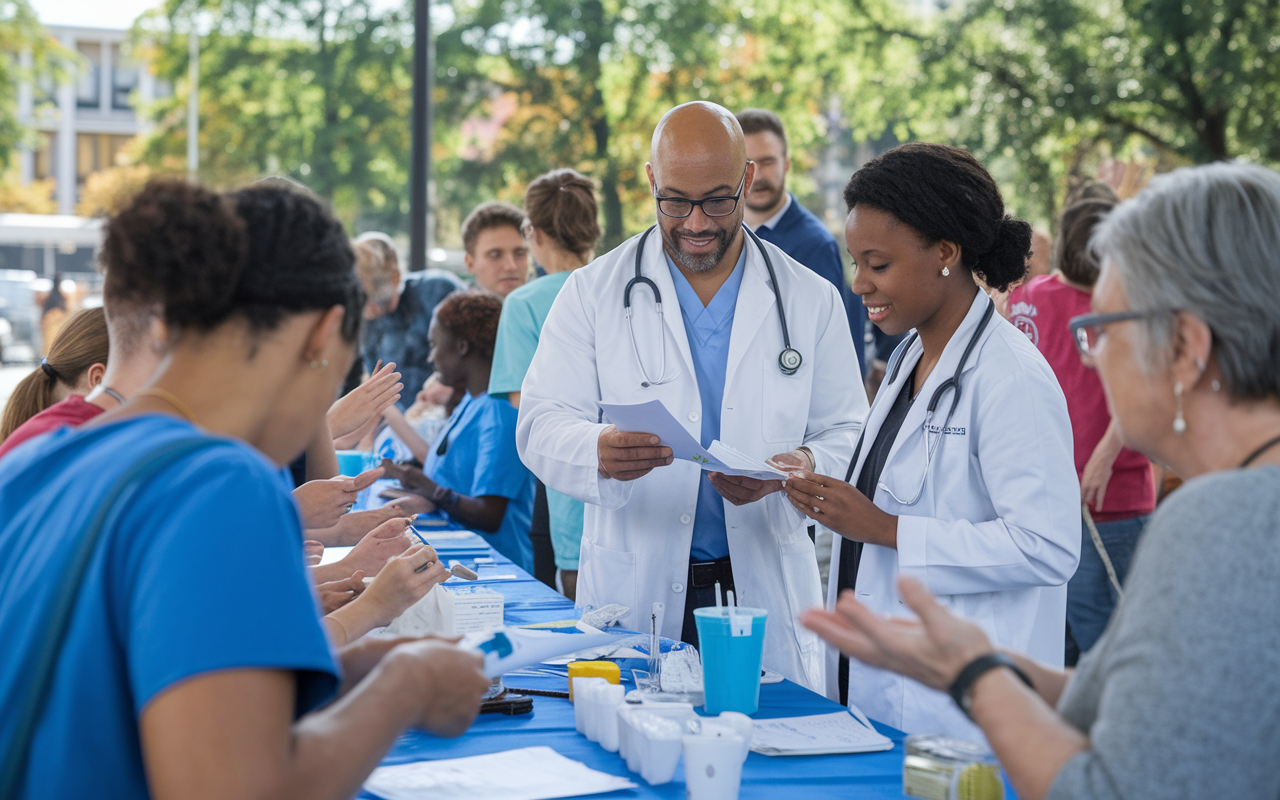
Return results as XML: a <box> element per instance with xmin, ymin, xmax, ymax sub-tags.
<box><xmin>382</xmin><ymin>289</ymin><xmax>536</xmax><ymax>571</ymax></box>
<box><xmin>781</xmin><ymin>143</ymin><xmax>1080</xmax><ymax>737</ymax></box>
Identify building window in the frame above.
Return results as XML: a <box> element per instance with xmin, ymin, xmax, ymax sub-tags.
<box><xmin>34</xmin><ymin>133</ymin><xmax>56</xmax><ymax>180</ymax></box>
<box><xmin>76</xmin><ymin>133</ymin><xmax>100</xmax><ymax>180</ymax></box>
<box><xmin>76</xmin><ymin>42</ymin><xmax>101</xmax><ymax>109</ymax></box>
<box><xmin>112</xmin><ymin>44</ymin><xmax>137</xmax><ymax>111</ymax></box>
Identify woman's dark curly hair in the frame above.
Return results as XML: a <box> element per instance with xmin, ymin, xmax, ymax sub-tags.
<box><xmin>434</xmin><ymin>289</ymin><xmax>503</xmax><ymax>362</ymax></box>
<box><xmin>100</xmin><ymin>178</ymin><xmax>364</xmax><ymax>342</ymax></box>
<box><xmin>843</xmin><ymin>143</ymin><xmax>1032</xmax><ymax>292</ymax></box>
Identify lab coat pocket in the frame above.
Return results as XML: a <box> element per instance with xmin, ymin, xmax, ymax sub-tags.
<box><xmin>760</xmin><ymin>358</ymin><xmax>812</xmax><ymax>445</ymax></box>
<box><xmin>577</xmin><ymin>538</ymin><xmax>639</xmax><ymax>621</ymax></box>
<box><xmin>778</xmin><ymin>536</ymin><xmax>824</xmax><ymax>689</ymax></box>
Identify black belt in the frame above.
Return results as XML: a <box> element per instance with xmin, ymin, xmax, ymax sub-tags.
<box><xmin>689</xmin><ymin>555</ymin><xmax>733</xmax><ymax>589</ymax></box>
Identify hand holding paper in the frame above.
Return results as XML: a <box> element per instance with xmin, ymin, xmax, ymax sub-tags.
<box><xmin>598</xmin><ymin>400</ymin><xmax>788</xmax><ymax>481</ymax></box>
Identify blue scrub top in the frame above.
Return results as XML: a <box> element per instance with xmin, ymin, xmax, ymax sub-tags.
<box><xmin>425</xmin><ymin>391</ymin><xmax>535</xmax><ymax>571</ymax></box>
<box><xmin>665</xmin><ymin>246</ymin><xmax>746</xmax><ymax>562</ymax></box>
<box><xmin>0</xmin><ymin>415</ymin><xmax>338</xmax><ymax>799</ymax></box>
<box><xmin>489</xmin><ymin>270</ymin><xmax>585</xmax><ymax>570</ymax></box>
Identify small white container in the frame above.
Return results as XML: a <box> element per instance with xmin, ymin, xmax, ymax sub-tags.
<box><xmin>682</xmin><ymin>732</ymin><xmax>746</xmax><ymax>800</ymax></box>
<box><xmin>572</xmin><ymin>677</ymin><xmax>608</xmax><ymax>737</ymax></box>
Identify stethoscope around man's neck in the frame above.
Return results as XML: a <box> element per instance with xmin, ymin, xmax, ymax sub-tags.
<box><xmin>843</xmin><ymin>296</ymin><xmax>996</xmax><ymax>506</ymax></box>
<box><xmin>624</xmin><ymin>224</ymin><xmax>802</xmax><ymax>388</ymax></box>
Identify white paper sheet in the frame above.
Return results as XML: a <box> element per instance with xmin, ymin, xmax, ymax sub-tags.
<box><xmin>317</xmin><ymin>546</ymin><xmax>354</xmax><ymax>566</ymax></box>
<box><xmin>750</xmin><ymin>711</ymin><xmax>894</xmax><ymax>756</ymax></box>
<box><xmin>599</xmin><ymin>400</ymin><xmax>787</xmax><ymax>480</ymax></box>
<box><xmin>363</xmin><ymin>746</ymin><xmax>635</xmax><ymax>800</ymax></box>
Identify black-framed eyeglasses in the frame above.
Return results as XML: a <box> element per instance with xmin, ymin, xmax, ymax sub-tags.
<box><xmin>1068</xmin><ymin>310</ymin><xmax>1155</xmax><ymax>357</ymax></box>
<box><xmin>653</xmin><ymin>166</ymin><xmax>748</xmax><ymax>219</ymax></box>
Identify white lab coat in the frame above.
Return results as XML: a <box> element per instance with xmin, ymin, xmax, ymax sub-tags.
<box><xmin>518</xmin><ymin>229</ymin><xmax>868</xmax><ymax>691</ymax></box>
<box><xmin>827</xmin><ymin>292</ymin><xmax>1079</xmax><ymax>737</ymax></box>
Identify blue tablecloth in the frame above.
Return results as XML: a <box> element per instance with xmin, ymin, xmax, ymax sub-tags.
<box><xmin>351</xmin><ymin>507</ymin><xmax>1019</xmax><ymax>798</ymax></box>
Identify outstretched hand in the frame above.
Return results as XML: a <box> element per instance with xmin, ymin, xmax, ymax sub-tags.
<box><xmin>708</xmin><ymin>449</ymin><xmax>810</xmax><ymax>506</ymax></box>
<box><xmin>292</xmin><ymin>466</ymin><xmax>385</xmax><ymax>529</ymax></box>
<box><xmin>800</xmin><ymin>576</ymin><xmax>993</xmax><ymax>692</ymax></box>
<box><xmin>329</xmin><ymin>361</ymin><xmax>403</xmax><ymax>441</ymax></box>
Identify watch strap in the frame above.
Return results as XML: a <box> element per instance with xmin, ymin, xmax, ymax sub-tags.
<box><xmin>948</xmin><ymin>652</ymin><xmax>1033</xmax><ymax>719</ymax></box>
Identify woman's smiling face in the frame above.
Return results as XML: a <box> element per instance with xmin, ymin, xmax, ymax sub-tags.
<box><xmin>846</xmin><ymin>204</ymin><xmax>956</xmax><ymax>337</ymax></box>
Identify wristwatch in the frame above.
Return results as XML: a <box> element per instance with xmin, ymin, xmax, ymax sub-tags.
<box><xmin>948</xmin><ymin>652</ymin><xmax>1034</xmax><ymax>720</ymax></box>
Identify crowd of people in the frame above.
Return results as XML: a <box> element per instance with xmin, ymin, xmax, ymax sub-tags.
<box><xmin>1</xmin><ymin>99</ymin><xmax>1278</xmax><ymax>799</ymax></box>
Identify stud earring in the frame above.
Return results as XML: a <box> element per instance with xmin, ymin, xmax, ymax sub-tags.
<box><xmin>941</xmin><ymin>266</ymin><xmax>950</xmax><ymax>277</ymax></box>
<box><xmin>310</xmin><ymin>359</ymin><xmax>329</xmax><ymax>370</ymax></box>
<box><xmin>1172</xmin><ymin>382</ymin><xmax>1186</xmax><ymax>434</ymax></box>
<box><xmin>1211</xmin><ymin>379</ymin><xmax>1222</xmax><ymax>392</ymax></box>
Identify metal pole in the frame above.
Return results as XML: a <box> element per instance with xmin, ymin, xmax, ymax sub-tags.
<box><xmin>409</xmin><ymin>0</ymin><xmax>430</xmax><ymax>271</ymax></box>
<box><xmin>187</xmin><ymin>25</ymin><xmax>199</xmax><ymax>181</ymax></box>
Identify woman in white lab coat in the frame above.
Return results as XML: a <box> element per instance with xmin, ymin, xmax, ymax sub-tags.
<box><xmin>783</xmin><ymin>143</ymin><xmax>1080</xmax><ymax>737</ymax></box>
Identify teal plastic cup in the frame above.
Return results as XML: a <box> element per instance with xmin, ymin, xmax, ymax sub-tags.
<box><xmin>336</xmin><ymin>450</ymin><xmax>373</xmax><ymax>477</ymax></box>
<box><xmin>694</xmin><ymin>607</ymin><xmax>768</xmax><ymax>715</ymax></box>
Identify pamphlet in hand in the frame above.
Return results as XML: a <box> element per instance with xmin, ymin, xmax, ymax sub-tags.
<box><xmin>460</xmin><ymin>626</ymin><xmax>621</xmax><ymax>679</ymax></box>
<box><xmin>599</xmin><ymin>400</ymin><xmax>789</xmax><ymax>481</ymax></box>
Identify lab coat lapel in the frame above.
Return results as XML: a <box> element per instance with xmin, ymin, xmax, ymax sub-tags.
<box><xmin>724</xmin><ymin>237</ymin><xmax>775</xmax><ymax>392</ymax></box>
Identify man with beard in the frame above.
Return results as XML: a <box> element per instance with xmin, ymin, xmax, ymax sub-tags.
<box><xmin>516</xmin><ymin>102</ymin><xmax>867</xmax><ymax>691</ymax></box>
<box><xmin>737</xmin><ymin>108</ymin><xmax>868</xmax><ymax>378</ymax></box>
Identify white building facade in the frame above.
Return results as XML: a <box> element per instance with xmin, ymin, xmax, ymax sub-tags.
<box><xmin>18</xmin><ymin>25</ymin><xmax>166</xmax><ymax>215</ymax></box>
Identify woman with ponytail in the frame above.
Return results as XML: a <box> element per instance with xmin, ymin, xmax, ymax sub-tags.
<box><xmin>0</xmin><ymin>306</ymin><xmax>108</xmax><ymax>445</ymax></box>
<box><xmin>780</xmin><ymin>143</ymin><xmax>1080</xmax><ymax>737</ymax></box>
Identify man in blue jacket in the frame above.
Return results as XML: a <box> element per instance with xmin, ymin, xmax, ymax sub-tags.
<box><xmin>737</xmin><ymin>108</ymin><xmax>867</xmax><ymax>377</ymax></box>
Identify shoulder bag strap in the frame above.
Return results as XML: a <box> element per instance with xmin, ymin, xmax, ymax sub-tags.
<box><xmin>0</xmin><ymin>436</ymin><xmax>220</xmax><ymax>800</ymax></box>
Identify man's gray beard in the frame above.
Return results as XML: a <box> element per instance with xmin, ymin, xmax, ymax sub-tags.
<box><xmin>661</xmin><ymin>221</ymin><xmax>741</xmax><ymax>274</ymax></box>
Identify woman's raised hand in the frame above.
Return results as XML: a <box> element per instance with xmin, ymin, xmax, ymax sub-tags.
<box><xmin>328</xmin><ymin>361</ymin><xmax>403</xmax><ymax>443</ymax></box>
<box><xmin>800</xmin><ymin>576</ymin><xmax>994</xmax><ymax>692</ymax></box>
<box><xmin>782</xmin><ymin>471</ymin><xmax>898</xmax><ymax>548</ymax></box>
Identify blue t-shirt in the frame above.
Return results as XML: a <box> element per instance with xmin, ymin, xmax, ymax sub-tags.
<box><xmin>665</xmin><ymin>248</ymin><xmax>746</xmax><ymax>562</ymax></box>
<box><xmin>489</xmin><ymin>270</ymin><xmax>586</xmax><ymax>569</ymax></box>
<box><xmin>426</xmin><ymin>392</ymin><xmax>535</xmax><ymax>571</ymax></box>
<box><xmin>0</xmin><ymin>416</ymin><xmax>339</xmax><ymax>799</ymax></box>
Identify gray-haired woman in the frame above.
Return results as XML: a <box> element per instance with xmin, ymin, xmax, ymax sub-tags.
<box><xmin>802</xmin><ymin>162</ymin><xmax>1280</xmax><ymax>799</ymax></box>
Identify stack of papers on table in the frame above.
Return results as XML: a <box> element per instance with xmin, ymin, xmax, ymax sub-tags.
<box><xmin>599</xmin><ymin>400</ymin><xmax>789</xmax><ymax>481</ymax></box>
<box><xmin>364</xmin><ymin>746</ymin><xmax>635</xmax><ymax>800</ymax></box>
<box><xmin>751</xmin><ymin>711</ymin><xmax>894</xmax><ymax>756</ymax></box>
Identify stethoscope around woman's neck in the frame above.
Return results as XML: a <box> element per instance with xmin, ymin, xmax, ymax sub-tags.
<box><xmin>623</xmin><ymin>224</ymin><xmax>802</xmax><ymax>388</ymax></box>
<box><xmin>843</xmin><ymin>297</ymin><xmax>997</xmax><ymax>506</ymax></box>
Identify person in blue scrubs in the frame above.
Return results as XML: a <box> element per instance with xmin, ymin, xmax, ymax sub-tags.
<box><xmin>489</xmin><ymin>168</ymin><xmax>602</xmax><ymax>599</ymax></box>
<box><xmin>0</xmin><ymin>179</ymin><xmax>489</xmax><ymax>800</ymax></box>
<box><xmin>738</xmin><ymin>108</ymin><xmax>868</xmax><ymax>378</ymax></box>
<box><xmin>382</xmin><ymin>290</ymin><xmax>536</xmax><ymax>572</ymax></box>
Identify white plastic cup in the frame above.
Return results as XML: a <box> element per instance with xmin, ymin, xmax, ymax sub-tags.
<box><xmin>682</xmin><ymin>732</ymin><xmax>746</xmax><ymax>800</ymax></box>
<box><xmin>573</xmin><ymin>677</ymin><xmax>607</xmax><ymax>736</ymax></box>
<box><xmin>597</xmin><ymin>684</ymin><xmax>626</xmax><ymax>752</ymax></box>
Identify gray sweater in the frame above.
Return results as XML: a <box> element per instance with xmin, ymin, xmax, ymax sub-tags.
<box><xmin>1049</xmin><ymin>465</ymin><xmax>1280</xmax><ymax>799</ymax></box>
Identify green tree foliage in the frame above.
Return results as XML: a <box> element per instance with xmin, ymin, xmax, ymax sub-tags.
<box><xmin>0</xmin><ymin>0</ymin><xmax>68</xmax><ymax>171</ymax></box>
<box><xmin>845</xmin><ymin>0</ymin><xmax>1280</xmax><ymax>223</ymax></box>
<box><xmin>135</xmin><ymin>0</ymin><xmax>416</xmax><ymax>231</ymax></box>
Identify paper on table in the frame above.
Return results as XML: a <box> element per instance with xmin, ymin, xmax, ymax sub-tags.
<box><xmin>750</xmin><ymin>710</ymin><xmax>894</xmax><ymax>756</ymax></box>
<box><xmin>599</xmin><ymin>399</ymin><xmax>787</xmax><ymax>481</ymax></box>
<box><xmin>317</xmin><ymin>546</ymin><xmax>353</xmax><ymax>566</ymax></box>
<box><xmin>363</xmin><ymin>746</ymin><xmax>635</xmax><ymax>800</ymax></box>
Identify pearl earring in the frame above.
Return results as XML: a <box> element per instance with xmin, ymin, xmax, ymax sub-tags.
<box><xmin>1211</xmin><ymin>379</ymin><xmax>1222</xmax><ymax>392</ymax></box>
<box><xmin>941</xmin><ymin>266</ymin><xmax>950</xmax><ymax>277</ymax></box>
<box><xmin>1173</xmin><ymin>382</ymin><xmax>1186</xmax><ymax>434</ymax></box>
<box><xmin>310</xmin><ymin>359</ymin><xmax>329</xmax><ymax>370</ymax></box>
